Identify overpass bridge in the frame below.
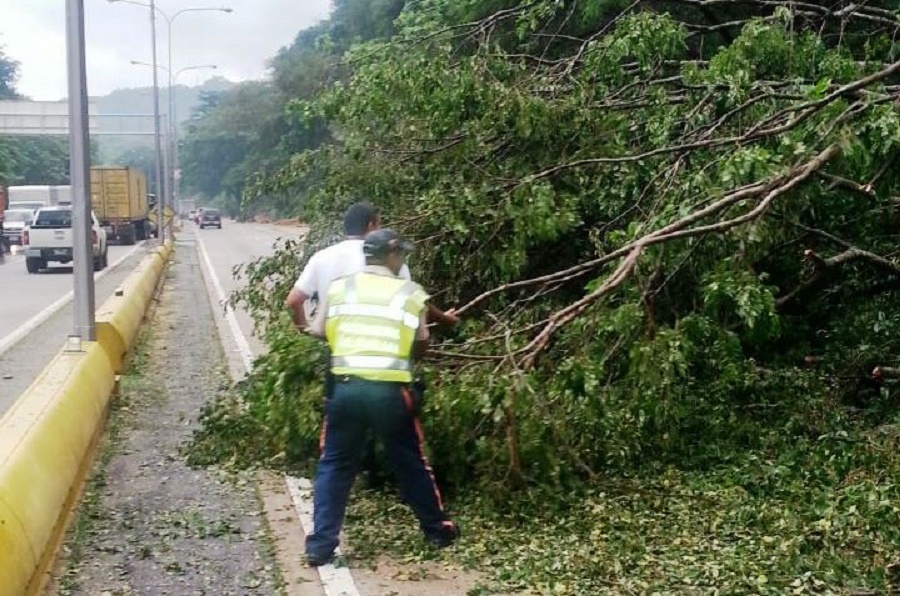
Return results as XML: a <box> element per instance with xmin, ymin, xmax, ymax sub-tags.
<box><xmin>0</xmin><ymin>99</ymin><xmax>160</xmax><ymax>136</ymax></box>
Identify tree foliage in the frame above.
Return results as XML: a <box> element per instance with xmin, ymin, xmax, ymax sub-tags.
<box><xmin>178</xmin><ymin>0</ymin><xmax>407</xmax><ymax>216</ymax></box>
<box><xmin>190</xmin><ymin>2</ymin><xmax>900</xmax><ymax>591</ymax></box>
<box><xmin>0</xmin><ymin>44</ymin><xmax>19</xmax><ymax>100</ymax></box>
<box><xmin>0</xmin><ymin>45</ymin><xmax>72</xmax><ymax>186</ymax></box>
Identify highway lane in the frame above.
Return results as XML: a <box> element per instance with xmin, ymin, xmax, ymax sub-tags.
<box><xmin>0</xmin><ymin>242</ymin><xmax>154</xmax><ymax>416</ymax></box>
<box><xmin>192</xmin><ymin>219</ymin><xmax>305</xmax><ymax>367</ymax></box>
<box><xmin>0</xmin><ymin>244</ymin><xmax>142</xmax><ymax>342</ymax></box>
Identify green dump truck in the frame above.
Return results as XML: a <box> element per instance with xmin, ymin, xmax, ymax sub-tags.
<box><xmin>90</xmin><ymin>166</ymin><xmax>151</xmax><ymax>245</ymax></box>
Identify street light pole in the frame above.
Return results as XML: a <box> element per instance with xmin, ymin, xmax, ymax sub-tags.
<box><xmin>149</xmin><ymin>0</ymin><xmax>165</xmax><ymax>244</ymax></box>
<box><xmin>164</xmin><ymin>8</ymin><xmax>231</xmax><ymax>219</ymax></box>
<box><xmin>65</xmin><ymin>0</ymin><xmax>95</xmax><ymax>341</ymax></box>
<box><xmin>109</xmin><ymin>1</ymin><xmax>231</xmax><ymax>230</ymax></box>
<box><xmin>131</xmin><ymin>61</ymin><xmax>218</xmax><ymax>218</ymax></box>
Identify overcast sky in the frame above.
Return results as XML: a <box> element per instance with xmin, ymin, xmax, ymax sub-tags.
<box><xmin>1</xmin><ymin>0</ymin><xmax>332</xmax><ymax>100</ymax></box>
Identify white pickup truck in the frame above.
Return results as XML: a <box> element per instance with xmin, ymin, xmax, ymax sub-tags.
<box><xmin>23</xmin><ymin>206</ymin><xmax>109</xmax><ymax>274</ymax></box>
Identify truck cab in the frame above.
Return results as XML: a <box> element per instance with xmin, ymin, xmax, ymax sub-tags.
<box><xmin>23</xmin><ymin>206</ymin><xmax>109</xmax><ymax>273</ymax></box>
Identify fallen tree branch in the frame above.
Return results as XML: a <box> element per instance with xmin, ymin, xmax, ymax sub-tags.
<box><xmin>777</xmin><ymin>246</ymin><xmax>900</xmax><ymax>308</ymax></box>
<box><xmin>515</xmin><ymin>144</ymin><xmax>841</xmax><ymax>368</ymax></box>
<box><xmin>459</xmin><ymin>144</ymin><xmax>839</xmax><ymax>317</ymax></box>
<box><xmin>818</xmin><ymin>172</ymin><xmax>876</xmax><ymax>197</ymax></box>
<box><xmin>873</xmin><ymin>366</ymin><xmax>900</xmax><ymax>381</ymax></box>
<box><xmin>515</xmin><ymin>59</ymin><xmax>899</xmax><ymax>187</ymax></box>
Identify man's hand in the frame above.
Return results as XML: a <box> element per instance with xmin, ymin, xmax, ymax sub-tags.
<box><xmin>285</xmin><ymin>288</ymin><xmax>309</xmax><ymax>330</ymax></box>
<box><xmin>441</xmin><ymin>308</ymin><xmax>460</xmax><ymax>327</ymax></box>
<box><xmin>427</xmin><ymin>302</ymin><xmax>460</xmax><ymax>327</ymax></box>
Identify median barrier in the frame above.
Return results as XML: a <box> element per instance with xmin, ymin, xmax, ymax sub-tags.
<box><xmin>95</xmin><ymin>247</ymin><xmax>167</xmax><ymax>371</ymax></box>
<box><xmin>0</xmin><ymin>343</ymin><xmax>115</xmax><ymax>596</ymax></box>
<box><xmin>0</xmin><ymin>242</ymin><xmax>174</xmax><ymax>596</ymax></box>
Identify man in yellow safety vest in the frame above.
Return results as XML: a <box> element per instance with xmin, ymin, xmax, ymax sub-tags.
<box><xmin>304</xmin><ymin>228</ymin><xmax>458</xmax><ymax>566</ymax></box>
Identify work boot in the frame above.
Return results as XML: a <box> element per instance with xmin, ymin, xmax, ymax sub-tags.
<box><xmin>426</xmin><ymin>522</ymin><xmax>460</xmax><ymax>549</ymax></box>
<box><xmin>306</xmin><ymin>551</ymin><xmax>335</xmax><ymax>567</ymax></box>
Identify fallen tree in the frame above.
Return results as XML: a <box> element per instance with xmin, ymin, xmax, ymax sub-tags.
<box><xmin>216</xmin><ymin>0</ymin><xmax>900</xmax><ymax>486</ymax></box>
<box><xmin>183</xmin><ymin>1</ymin><xmax>900</xmax><ymax>591</ymax></box>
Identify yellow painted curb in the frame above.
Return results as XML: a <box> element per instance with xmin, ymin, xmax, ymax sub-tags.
<box><xmin>0</xmin><ymin>243</ymin><xmax>174</xmax><ymax>595</ymax></box>
<box><xmin>0</xmin><ymin>343</ymin><xmax>115</xmax><ymax>596</ymax></box>
<box><xmin>95</xmin><ymin>251</ymin><xmax>165</xmax><ymax>371</ymax></box>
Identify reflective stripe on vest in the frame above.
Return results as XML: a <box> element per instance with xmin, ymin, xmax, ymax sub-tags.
<box><xmin>330</xmin><ymin>355</ymin><xmax>412</xmax><ymax>372</ymax></box>
<box><xmin>327</xmin><ymin>303</ymin><xmax>420</xmax><ymax>329</ymax></box>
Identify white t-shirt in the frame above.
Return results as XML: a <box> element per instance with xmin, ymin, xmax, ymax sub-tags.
<box><xmin>293</xmin><ymin>238</ymin><xmax>411</xmax><ymax>324</ymax></box>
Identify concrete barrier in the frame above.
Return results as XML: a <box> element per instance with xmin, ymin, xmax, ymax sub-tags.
<box><xmin>0</xmin><ymin>344</ymin><xmax>115</xmax><ymax>596</ymax></box>
<box><xmin>95</xmin><ymin>248</ymin><xmax>166</xmax><ymax>372</ymax></box>
<box><xmin>0</xmin><ymin>242</ymin><xmax>173</xmax><ymax>596</ymax></box>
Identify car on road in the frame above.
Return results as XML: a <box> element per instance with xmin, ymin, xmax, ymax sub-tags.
<box><xmin>23</xmin><ymin>206</ymin><xmax>109</xmax><ymax>273</ymax></box>
<box><xmin>2</xmin><ymin>209</ymin><xmax>35</xmax><ymax>246</ymax></box>
<box><xmin>199</xmin><ymin>209</ymin><xmax>222</xmax><ymax>229</ymax></box>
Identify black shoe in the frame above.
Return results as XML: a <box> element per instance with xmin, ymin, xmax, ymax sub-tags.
<box><xmin>426</xmin><ymin>523</ymin><xmax>460</xmax><ymax>549</ymax></box>
<box><xmin>306</xmin><ymin>552</ymin><xmax>335</xmax><ymax>567</ymax></box>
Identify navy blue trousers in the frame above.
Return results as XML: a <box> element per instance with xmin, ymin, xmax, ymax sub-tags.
<box><xmin>306</xmin><ymin>377</ymin><xmax>454</xmax><ymax>559</ymax></box>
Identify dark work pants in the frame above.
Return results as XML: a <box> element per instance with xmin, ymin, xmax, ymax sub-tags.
<box><xmin>324</xmin><ymin>349</ymin><xmax>387</xmax><ymax>487</ymax></box>
<box><xmin>306</xmin><ymin>377</ymin><xmax>454</xmax><ymax>559</ymax></box>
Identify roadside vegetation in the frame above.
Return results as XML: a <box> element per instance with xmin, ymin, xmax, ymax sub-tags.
<box><xmin>186</xmin><ymin>1</ymin><xmax>900</xmax><ymax>593</ymax></box>
<box><xmin>0</xmin><ymin>47</ymin><xmax>72</xmax><ymax>186</ymax></box>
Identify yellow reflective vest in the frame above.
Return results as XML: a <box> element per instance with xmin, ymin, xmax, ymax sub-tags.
<box><xmin>325</xmin><ymin>271</ymin><xmax>429</xmax><ymax>383</ymax></box>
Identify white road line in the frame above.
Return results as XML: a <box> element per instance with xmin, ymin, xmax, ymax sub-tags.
<box><xmin>285</xmin><ymin>476</ymin><xmax>361</xmax><ymax>596</ymax></box>
<box><xmin>195</xmin><ymin>228</ymin><xmax>361</xmax><ymax>596</ymax></box>
<box><xmin>0</xmin><ymin>243</ymin><xmax>146</xmax><ymax>357</ymax></box>
<box><xmin>194</xmin><ymin>232</ymin><xmax>256</xmax><ymax>373</ymax></box>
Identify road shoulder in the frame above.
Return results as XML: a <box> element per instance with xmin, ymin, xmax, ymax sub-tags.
<box><xmin>49</xmin><ymin>237</ymin><xmax>281</xmax><ymax>594</ymax></box>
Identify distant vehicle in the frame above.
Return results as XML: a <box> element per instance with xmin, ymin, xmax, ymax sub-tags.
<box><xmin>23</xmin><ymin>206</ymin><xmax>108</xmax><ymax>273</ymax></box>
<box><xmin>199</xmin><ymin>208</ymin><xmax>222</xmax><ymax>229</ymax></box>
<box><xmin>7</xmin><ymin>200</ymin><xmax>48</xmax><ymax>215</ymax></box>
<box><xmin>8</xmin><ymin>185</ymin><xmax>72</xmax><ymax>209</ymax></box>
<box><xmin>91</xmin><ymin>166</ymin><xmax>151</xmax><ymax>245</ymax></box>
<box><xmin>2</xmin><ymin>209</ymin><xmax>35</xmax><ymax>246</ymax></box>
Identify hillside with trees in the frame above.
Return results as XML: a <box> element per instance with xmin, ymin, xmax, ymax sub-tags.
<box><xmin>186</xmin><ymin>1</ymin><xmax>900</xmax><ymax>593</ymax></box>
<box><xmin>0</xmin><ymin>43</ymin><xmax>233</xmax><ymax>191</ymax></box>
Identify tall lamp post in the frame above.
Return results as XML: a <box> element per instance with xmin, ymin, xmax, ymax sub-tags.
<box><xmin>130</xmin><ymin>61</ymin><xmax>218</xmax><ymax>216</ymax></box>
<box><xmin>65</xmin><ymin>0</ymin><xmax>95</xmax><ymax>341</ymax></box>
<box><xmin>108</xmin><ymin>0</ymin><xmax>231</xmax><ymax>234</ymax></box>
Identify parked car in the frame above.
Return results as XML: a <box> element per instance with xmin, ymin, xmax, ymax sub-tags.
<box><xmin>199</xmin><ymin>208</ymin><xmax>222</xmax><ymax>229</ymax></box>
<box><xmin>23</xmin><ymin>206</ymin><xmax>108</xmax><ymax>273</ymax></box>
<box><xmin>2</xmin><ymin>208</ymin><xmax>35</xmax><ymax>246</ymax></box>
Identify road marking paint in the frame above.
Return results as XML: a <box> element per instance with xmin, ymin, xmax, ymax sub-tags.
<box><xmin>195</xmin><ymin>229</ymin><xmax>361</xmax><ymax>596</ymax></box>
<box><xmin>285</xmin><ymin>476</ymin><xmax>361</xmax><ymax>596</ymax></box>
<box><xmin>0</xmin><ymin>243</ymin><xmax>146</xmax><ymax>357</ymax></box>
<box><xmin>194</xmin><ymin>232</ymin><xmax>256</xmax><ymax>373</ymax></box>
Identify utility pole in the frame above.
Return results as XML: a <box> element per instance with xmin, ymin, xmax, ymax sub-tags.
<box><xmin>110</xmin><ymin>0</ymin><xmax>231</xmax><ymax>228</ymax></box>
<box><xmin>150</xmin><ymin>0</ymin><xmax>165</xmax><ymax>243</ymax></box>
<box><xmin>65</xmin><ymin>0</ymin><xmax>95</xmax><ymax>341</ymax></box>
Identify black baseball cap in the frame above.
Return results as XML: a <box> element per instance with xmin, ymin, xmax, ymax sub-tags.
<box><xmin>363</xmin><ymin>228</ymin><xmax>414</xmax><ymax>258</ymax></box>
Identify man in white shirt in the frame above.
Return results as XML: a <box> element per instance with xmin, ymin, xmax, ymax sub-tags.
<box><xmin>285</xmin><ymin>203</ymin><xmax>457</xmax><ymax>331</ymax></box>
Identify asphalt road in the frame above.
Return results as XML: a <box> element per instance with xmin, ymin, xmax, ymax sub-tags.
<box><xmin>0</xmin><ymin>244</ymin><xmax>140</xmax><ymax>341</ymax></box>
<box><xmin>0</xmin><ymin>221</ymin><xmax>302</xmax><ymax>418</ymax></box>
<box><xmin>192</xmin><ymin>219</ymin><xmax>305</xmax><ymax>368</ymax></box>
<box><xmin>0</xmin><ymin>242</ymin><xmax>154</xmax><ymax>416</ymax></box>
